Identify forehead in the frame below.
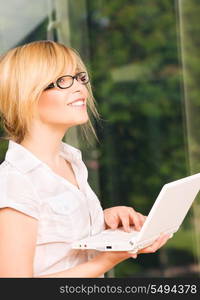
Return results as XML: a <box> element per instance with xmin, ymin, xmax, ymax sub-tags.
<box><xmin>55</xmin><ymin>52</ymin><xmax>82</xmax><ymax>77</ymax></box>
<box><xmin>44</xmin><ymin>44</ymin><xmax>86</xmax><ymax>84</ymax></box>
<box><xmin>60</xmin><ymin>54</ymin><xmax>76</xmax><ymax>74</ymax></box>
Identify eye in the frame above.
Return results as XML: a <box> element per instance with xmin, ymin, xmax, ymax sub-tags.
<box><xmin>79</xmin><ymin>72</ymin><xmax>88</xmax><ymax>83</ymax></box>
<box><xmin>58</xmin><ymin>77</ymin><xmax>66</xmax><ymax>84</ymax></box>
<box><xmin>57</xmin><ymin>76</ymin><xmax>72</xmax><ymax>87</ymax></box>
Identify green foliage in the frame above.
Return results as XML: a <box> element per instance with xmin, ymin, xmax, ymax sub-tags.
<box><xmin>0</xmin><ymin>0</ymin><xmax>199</xmax><ymax>278</ymax></box>
<box><xmin>87</xmin><ymin>0</ymin><xmax>187</xmax><ymax>207</ymax></box>
<box><xmin>86</xmin><ymin>0</ymin><xmax>198</xmax><ymax>276</ymax></box>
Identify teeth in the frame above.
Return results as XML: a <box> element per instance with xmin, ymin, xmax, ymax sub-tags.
<box><xmin>69</xmin><ymin>100</ymin><xmax>84</xmax><ymax>106</ymax></box>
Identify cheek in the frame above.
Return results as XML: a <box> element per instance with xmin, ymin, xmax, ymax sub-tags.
<box><xmin>38</xmin><ymin>93</ymin><xmax>66</xmax><ymax>121</ymax></box>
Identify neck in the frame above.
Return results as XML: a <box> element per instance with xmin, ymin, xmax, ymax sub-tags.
<box><xmin>20</xmin><ymin>120</ymin><xmax>70</xmax><ymax>168</ymax></box>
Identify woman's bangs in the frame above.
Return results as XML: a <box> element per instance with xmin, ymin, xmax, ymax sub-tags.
<box><xmin>51</xmin><ymin>46</ymin><xmax>79</xmax><ymax>80</ymax></box>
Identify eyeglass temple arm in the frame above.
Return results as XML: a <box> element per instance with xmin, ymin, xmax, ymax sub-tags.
<box><xmin>45</xmin><ymin>82</ymin><xmax>56</xmax><ymax>90</ymax></box>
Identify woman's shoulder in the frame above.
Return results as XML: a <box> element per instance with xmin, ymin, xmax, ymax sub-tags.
<box><xmin>0</xmin><ymin>160</ymin><xmax>14</xmax><ymax>174</ymax></box>
<box><xmin>0</xmin><ymin>160</ymin><xmax>34</xmax><ymax>187</ymax></box>
<box><xmin>0</xmin><ymin>160</ymin><xmax>41</xmax><ymax>220</ymax></box>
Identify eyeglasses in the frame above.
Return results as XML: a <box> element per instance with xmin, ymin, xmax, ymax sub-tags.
<box><xmin>45</xmin><ymin>72</ymin><xmax>89</xmax><ymax>90</ymax></box>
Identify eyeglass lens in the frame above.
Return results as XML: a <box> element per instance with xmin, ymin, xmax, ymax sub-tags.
<box><xmin>57</xmin><ymin>72</ymin><xmax>89</xmax><ymax>88</ymax></box>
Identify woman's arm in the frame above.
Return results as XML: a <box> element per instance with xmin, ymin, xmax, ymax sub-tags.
<box><xmin>0</xmin><ymin>207</ymin><xmax>134</xmax><ymax>278</ymax></box>
<box><xmin>0</xmin><ymin>207</ymin><xmax>170</xmax><ymax>278</ymax></box>
<box><xmin>37</xmin><ymin>251</ymin><xmax>126</xmax><ymax>278</ymax></box>
<box><xmin>0</xmin><ymin>207</ymin><xmax>38</xmax><ymax>277</ymax></box>
<box><xmin>37</xmin><ymin>233</ymin><xmax>170</xmax><ymax>278</ymax></box>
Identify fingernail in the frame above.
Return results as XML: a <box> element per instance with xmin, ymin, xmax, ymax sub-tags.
<box><xmin>165</xmin><ymin>234</ymin><xmax>171</xmax><ymax>239</ymax></box>
<box><xmin>111</xmin><ymin>223</ymin><xmax>117</xmax><ymax>229</ymax></box>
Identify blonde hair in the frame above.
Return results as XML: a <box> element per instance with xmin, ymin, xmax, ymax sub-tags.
<box><xmin>0</xmin><ymin>40</ymin><xmax>100</xmax><ymax>144</ymax></box>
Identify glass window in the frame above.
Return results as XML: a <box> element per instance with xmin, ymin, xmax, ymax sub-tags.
<box><xmin>0</xmin><ymin>0</ymin><xmax>50</xmax><ymax>164</ymax></box>
<box><xmin>64</xmin><ymin>0</ymin><xmax>200</xmax><ymax>277</ymax></box>
<box><xmin>0</xmin><ymin>0</ymin><xmax>48</xmax><ymax>53</ymax></box>
<box><xmin>177</xmin><ymin>0</ymin><xmax>200</xmax><ymax>275</ymax></box>
<box><xmin>0</xmin><ymin>0</ymin><xmax>199</xmax><ymax>278</ymax></box>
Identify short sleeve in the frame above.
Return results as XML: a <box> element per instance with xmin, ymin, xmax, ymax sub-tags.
<box><xmin>0</xmin><ymin>171</ymin><xmax>40</xmax><ymax>220</ymax></box>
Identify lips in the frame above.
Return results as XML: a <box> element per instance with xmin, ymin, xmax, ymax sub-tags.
<box><xmin>67</xmin><ymin>98</ymin><xmax>86</xmax><ymax>106</ymax></box>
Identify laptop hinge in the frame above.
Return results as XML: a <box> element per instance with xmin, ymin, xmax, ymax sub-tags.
<box><xmin>129</xmin><ymin>226</ymin><xmax>179</xmax><ymax>248</ymax></box>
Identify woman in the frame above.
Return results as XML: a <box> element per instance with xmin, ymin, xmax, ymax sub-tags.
<box><xmin>0</xmin><ymin>41</ymin><xmax>170</xmax><ymax>277</ymax></box>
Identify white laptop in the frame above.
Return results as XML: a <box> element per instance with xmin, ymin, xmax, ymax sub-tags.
<box><xmin>72</xmin><ymin>173</ymin><xmax>200</xmax><ymax>253</ymax></box>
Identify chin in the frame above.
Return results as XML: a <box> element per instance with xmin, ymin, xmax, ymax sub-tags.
<box><xmin>76</xmin><ymin>118</ymin><xmax>89</xmax><ymax>125</ymax></box>
<box><xmin>65</xmin><ymin>117</ymin><xmax>89</xmax><ymax>127</ymax></box>
<box><xmin>77</xmin><ymin>114</ymin><xmax>89</xmax><ymax>124</ymax></box>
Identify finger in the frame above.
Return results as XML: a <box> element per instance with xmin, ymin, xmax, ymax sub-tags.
<box><xmin>128</xmin><ymin>251</ymin><xmax>138</xmax><ymax>259</ymax></box>
<box><xmin>105</xmin><ymin>214</ymin><xmax>120</xmax><ymax>229</ymax></box>
<box><xmin>132</xmin><ymin>212</ymin><xmax>146</xmax><ymax>229</ymax></box>
<box><xmin>136</xmin><ymin>213</ymin><xmax>147</xmax><ymax>227</ymax></box>
<box><xmin>127</xmin><ymin>209</ymin><xmax>142</xmax><ymax>231</ymax></box>
<box><xmin>138</xmin><ymin>239</ymin><xmax>162</xmax><ymax>254</ymax></box>
<box><xmin>138</xmin><ymin>234</ymin><xmax>170</xmax><ymax>254</ymax></box>
<box><xmin>119</xmin><ymin>213</ymin><xmax>132</xmax><ymax>232</ymax></box>
<box><xmin>138</xmin><ymin>244</ymin><xmax>157</xmax><ymax>254</ymax></box>
<box><xmin>155</xmin><ymin>234</ymin><xmax>171</xmax><ymax>249</ymax></box>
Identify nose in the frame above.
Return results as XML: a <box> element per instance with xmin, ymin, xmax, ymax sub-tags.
<box><xmin>71</xmin><ymin>77</ymin><xmax>86</xmax><ymax>92</ymax></box>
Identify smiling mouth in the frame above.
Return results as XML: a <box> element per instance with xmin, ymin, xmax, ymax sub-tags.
<box><xmin>67</xmin><ymin>98</ymin><xmax>86</xmax><ymax>106</ymax></box>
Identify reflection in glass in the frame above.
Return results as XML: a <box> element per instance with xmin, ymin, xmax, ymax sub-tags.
<box><xmin>0</xmin><ymin>0</ymin><xmax>200</xmax><ymax>278</ymax></box>
<box><xmin>177</xmin><ymin>0</ymin><xmax>200</xmax><ymax>275</ymax></box>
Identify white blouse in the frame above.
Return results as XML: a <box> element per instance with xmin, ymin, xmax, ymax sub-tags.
<box><xmin>0</xmin><ymin>140</ymin><xmax>105</xmax><ymax>276</ymax></box>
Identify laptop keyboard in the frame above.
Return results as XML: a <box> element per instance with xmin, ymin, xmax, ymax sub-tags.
<box><xmin>88</xmin><ymin>227</ymin><xmax>139</xmax><ymax>243</ymax></box>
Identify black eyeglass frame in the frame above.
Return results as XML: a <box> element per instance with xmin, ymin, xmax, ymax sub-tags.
<box><xmin>45</xmin><ymin>71</ymin><xmax>89</xmax><ymax>90</ymax></box>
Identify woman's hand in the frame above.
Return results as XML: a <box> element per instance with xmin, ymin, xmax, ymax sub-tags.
<box><xmin>131</xmin><ymin>233</ymin><xmax>171</xmax><ymax>258</ymax></box>
<box><xmin>103</xmin><ymin>206</ymin><xmax>170</xmax><ymax>264</ymax></box>
<box><xmin>103</xmin><ymin>206</ymin><xmax>146</xmax><ymax>232</ymax></box>
<box><xmin>101</xmin><ymin>233</ymin><xmax>171</xmax><ymax>265</ymax></box>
